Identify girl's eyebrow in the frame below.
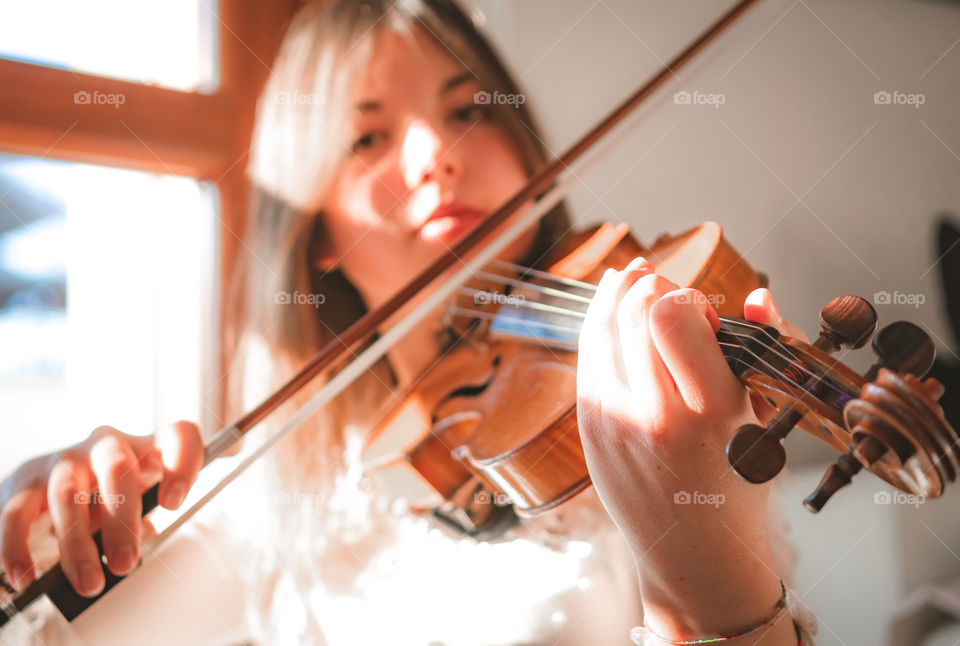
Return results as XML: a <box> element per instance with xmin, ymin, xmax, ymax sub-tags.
<box><xmin>354</xmin><ymin>71</ymin><xmax>477</xmax><ymax>112</ymax></box>
<box><xmin>440</xmin><ymin>71</ymin><xmax>477</xmax><ymax>94</ymax></box>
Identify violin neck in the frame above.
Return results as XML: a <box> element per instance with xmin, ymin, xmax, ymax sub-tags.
<box><xmin>486</xmin><ymin>303</ymin><xmax>784</xmax><ymax>379</ymax></box>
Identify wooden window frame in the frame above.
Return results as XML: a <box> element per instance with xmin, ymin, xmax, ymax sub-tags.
<box><xmin>0</xmin><ymin>1</ymin><xmax>299</xmax><ymax>422</ymax></box>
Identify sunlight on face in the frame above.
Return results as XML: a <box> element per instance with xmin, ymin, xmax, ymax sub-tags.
<box><xmin>400</xmin><ymin>120</ymin><xmax>440</xmax><ymax>191</ymax></box>
<box><xmin>323</xmin><ymin>27</ymin><xmax>536</xmax><ymax>310</ymax></box>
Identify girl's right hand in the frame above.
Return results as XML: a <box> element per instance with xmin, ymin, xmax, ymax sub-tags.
<box><xmin>0</xmin><ymin>421</ymin><xmax>203</xmax><ymax>597</ymax></box>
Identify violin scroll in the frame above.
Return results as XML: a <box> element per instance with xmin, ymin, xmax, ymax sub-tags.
<box><xmin>726</xmin><ymin>296</ymin><xmax>959</xmax><ymax>513</ymax></box>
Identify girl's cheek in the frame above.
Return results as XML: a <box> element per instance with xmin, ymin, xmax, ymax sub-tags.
<box><xmin>336</xmin><ymin>163</ymin><xmax>397</xmax><ymax>225</ymax></box>
<box><xmin>369</xmin><ymin>172</ymin><xmax>404</xmax><ymax>222</ymax></box>
<box><xmin>476</xmin><ymin>134</ymin><xmax>526</xmax><ymax>189</ymax></box>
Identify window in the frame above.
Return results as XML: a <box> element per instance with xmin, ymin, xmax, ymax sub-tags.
<box><xmin>0</xmin><ymin>2</ymin><xmax>299</xmax><ymax>470</ymax></box>
<box><xmin>0</xmin><ymin>0</ymin><xmax>218</xmax><ymax>92</ymax></box>
<box><xmin>0</xmin><ymin>154</ymin><xmax>217</xmax><ymax>475</ymax></box>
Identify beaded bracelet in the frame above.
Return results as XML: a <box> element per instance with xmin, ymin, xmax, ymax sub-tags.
<box><xmin>630</xmin><ymin>579</ymin><xmax>788</xmax><ymax>645</ymax></box>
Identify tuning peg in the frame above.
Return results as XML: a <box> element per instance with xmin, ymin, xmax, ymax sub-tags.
<box><xmin>814</xmin><ymin>295</ymin><xmax>878</xmax><ymax>352</ymax></box>
<box><xmin>727</xmin><ymin>410</ymin><xmax>801</xmax><ymax>484</ymax></box>
<box><xmin>866</xmin><ymin>321</ymin><xmax>936</xmax><ymax>381</ymax></box>
<box><xmin>727</xmin><ymin>295</ymin><xmax>878</xmax><ymax>484</ymax></box>
<box><xmin>803</xmin><ymin>435</ymin><xmax>886</xmax><ymax>512</ymax></box>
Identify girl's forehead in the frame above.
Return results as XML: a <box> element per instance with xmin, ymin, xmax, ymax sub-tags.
<box><xmin>354</xmin><ymin>28</ymin><xmax>468</xmax><ymax>100</ymax></box>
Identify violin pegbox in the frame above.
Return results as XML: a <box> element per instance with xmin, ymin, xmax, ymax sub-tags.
<box><xmin>725</xmin><ymin>295</ymin><xmax>959</xmax><ymax>512</ymax></box>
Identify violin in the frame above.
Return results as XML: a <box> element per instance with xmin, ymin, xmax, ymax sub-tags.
<box><xmin>3</xmin><ymin>0</ymin><xmax>955</xmax><ymax>630</ymax></box>
<box><xmin>362</xmin><ymin>220</ymin><xmax>958</xmax><ymax>537</ymax></box>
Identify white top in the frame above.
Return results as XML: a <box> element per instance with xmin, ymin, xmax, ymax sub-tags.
<box><xmin>0</xmin><ymin>459</ymin><xmax>819</xmax><ymax>646</ymax></box>
<box><xmin>0</xmin><ymin>339</ymin><xmax>819</xmax><ymax>646</ymax></box>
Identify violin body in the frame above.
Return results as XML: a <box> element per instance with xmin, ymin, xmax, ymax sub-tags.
<box><xmin>363</xmin><ymin>222</ymin><xmax>769</xmax><ymax>530</ymax></box>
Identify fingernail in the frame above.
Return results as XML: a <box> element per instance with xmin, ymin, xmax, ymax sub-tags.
<box><xmin>112</xmin><ymin>545</ymin><xmax>136</xmax><ymax>574</ymax></box>
<box><xmin>165</xmin><ymin>481</ymin><xmax>186</xmax><ymax>508</ymax></box>
<box><xmin>626</xmin><ymin>256</ymin><xmax>648</xmax><ymax>270</ymax></box>
<box><xmin>78</xmin><ymin>561</ymin><xmax>104</xmax><ymax>596</ymax></box>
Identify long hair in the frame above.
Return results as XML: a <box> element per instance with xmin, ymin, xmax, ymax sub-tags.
<box><xmin>211</xmin><ymin>5</ymin><xmax>655</xmax><ymax>642</ymax></box>
<box><xmin>219</xmin><ymin>4</ymin><xmax>577</xmax><ymax>641</ymax></box>
<box><xmin>226</xmin><ymin>0</ymin><xmax>572</xmax><ymax>487</ymax></box>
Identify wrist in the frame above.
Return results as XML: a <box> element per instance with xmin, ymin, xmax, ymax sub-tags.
<box><xmin>635</xmin><ymin>520</ymin><xmax>784</xmax><ymax>638</ymax></box>
<box><xmin>628</xmin><ymin>492</ymin><xmax>772</xmax><ymax>574</ymax></box>
<box><xmin>639</xmin><ymin>561</ymin><xmax>791</xmax><ymax>641</ymax></box>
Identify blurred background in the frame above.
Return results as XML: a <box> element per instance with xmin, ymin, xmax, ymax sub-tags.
<box><xmin>1</xmin><ymin>1</ymin><xmax>959</xmax><ymax>643</ymax></box>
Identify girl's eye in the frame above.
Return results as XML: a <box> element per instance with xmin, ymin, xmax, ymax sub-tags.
<box><xmin>450</xmin><ymin>104</ymin><xmax>489</xmax><ymax>124</ymax></box>
<box><xmin>351</xmin><ymin>131</ymin><xmax>387</xmax><ymax>153</ymax></box>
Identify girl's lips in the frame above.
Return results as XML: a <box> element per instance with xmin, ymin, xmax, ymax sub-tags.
<box><xmin>417</xmin><ymin>207</ymin><xmax>485</xmax><ymax>242</ymax></box>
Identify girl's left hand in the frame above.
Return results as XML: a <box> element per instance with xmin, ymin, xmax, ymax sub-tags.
<box><xmin>576</xmin><ymin>256</ymin><xmax>806</xmax><ymax>640</ymax></box>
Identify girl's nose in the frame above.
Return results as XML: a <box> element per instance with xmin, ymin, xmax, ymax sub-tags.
<box><xmin>400</xmin><ymin>120</ymin><xmax>462</xmax><ymax>190</ymax></box>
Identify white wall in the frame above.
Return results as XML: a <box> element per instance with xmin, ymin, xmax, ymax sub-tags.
<box><xmin>470</xmin><ymin>0</ymin><xmax>959</xmax><ymax>363</ymax></box>
<box><xmin>463</xmin><ymin>0</ymin><xmax>960</xmax><ymax>643</ymax></box>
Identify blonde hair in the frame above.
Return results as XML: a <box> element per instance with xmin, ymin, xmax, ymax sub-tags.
<box><xmin>226</xmin><ymin>0</ymin><xmax>571</xmax><ymax>488</ymax></box>
<box><xmin>220</xmin><ymin>2</ymin><xmax>575</xmax><ymax>639</ymax></box>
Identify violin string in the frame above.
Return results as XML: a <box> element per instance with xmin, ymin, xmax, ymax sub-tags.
<box><xmin>483</xmin><ymin>268</ymin><xmax>790</xmax><ymax>356</ymax></box>
<box><xmin>475</xmin><ymin>270</ymin><xmax>593</xmax><ymax>304</ymax></box>
<box><xmin>455</xmin><ymin>264</ymin><xmax>853</xmax><ymax>403</ymax></box>
<box><xmin>718</xmin><ymin>339</ymin><xmax>852</xmax><ymax>409</ymax></box>
<box><xmin>491</xmin><ymin>259</ymin><xmax>597</xmax><ymax>292</ymax></box>
<box><xmin>447</xmin><ymin>302</ymin><xmax>805</xmax><ymax>377</ymax></box>
<box><xmin>480</xmin><ymin>265</ymin><xmax>803</xmax><ymax>347</ymax></box>
<box><xmin>446</xmin><ymin>305</ymin><xmax>586</xmax><ymax>336</ymax></box>
<box><xmin>457</xmin><ymin>286</ymin><xmax>587</xmax><ymax>319</ymax></box>
<box><xmin>715</xmin><ymin>340</ymin><xmax>847</xmax><ymax>406</ymax></box>
<box><xmin>468</xmin><ymin>265</ymin><xmax>805</xmax><ymax>362</ymax></box>
<box><xmin>448</xmin><ymin>299</ymin><xmax>831</xmax><ymax>404</ymax></box>
<box><xmin>451</xmin><ymin>298</ymin><xmax>849</xmax><ymax>409</ymax></box>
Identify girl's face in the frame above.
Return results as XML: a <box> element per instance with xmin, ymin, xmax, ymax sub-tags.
<box><xmin>323</xmin><ymin>28</ymin><xmax>537</xmax><ymax>310</ymax></box>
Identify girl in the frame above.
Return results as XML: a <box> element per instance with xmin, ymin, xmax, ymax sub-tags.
<box><xmin>0</xmin><ymin>1</ymin><xmax>817</xmax><ymax>644</ymax></box>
